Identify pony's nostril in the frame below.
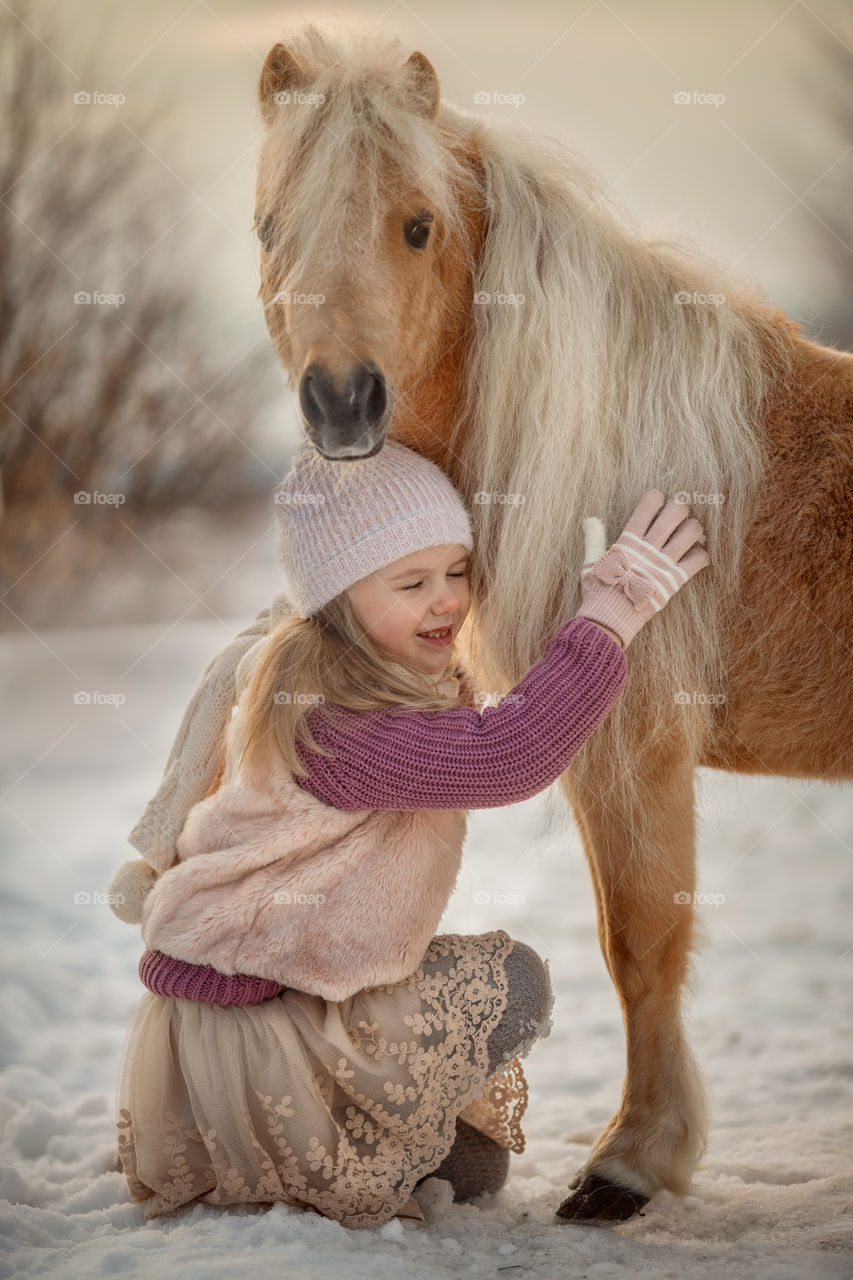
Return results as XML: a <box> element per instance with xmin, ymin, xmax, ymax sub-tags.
<box><xmin>298</xmin><ymin>370</ymin><xmax>325</xmax><ymax>429</ymax></box>
<box><xmin>360</xmin><ymin>371</ymin><xmax>386</xmax><ymax>424</ymax></box>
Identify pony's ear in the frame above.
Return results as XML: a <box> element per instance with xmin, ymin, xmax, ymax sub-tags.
<box><xmin>258</xmin><ymin>43</ymin><xmax>309</xmax><ymax>126</ymax></box>
<box><xmin>401</xmin><ymin>50</ymin><xmax>440</xmax><ymax>119</ymax></box>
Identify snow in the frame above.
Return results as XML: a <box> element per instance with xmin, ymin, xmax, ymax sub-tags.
<box><xmin>1</xmin><ymin>617</ymin><xmax>851</xmax><ymax>1279</ymax></box>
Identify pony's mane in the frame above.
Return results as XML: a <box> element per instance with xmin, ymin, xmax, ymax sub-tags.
<box><xmin>257</xmin><ymin>26</ymin><xmax>801</xmax><ymax>824</ymax></box>
<box><xmin>432</xmin><ymin>107</ymin><xmax>800</xmax><ymax>824</ymax></box>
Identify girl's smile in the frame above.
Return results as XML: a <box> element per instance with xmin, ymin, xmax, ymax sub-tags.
<box><xmin>417</xmin><ymin>626</ymin><xmax>454</xmax><ymax>647</ymax></box>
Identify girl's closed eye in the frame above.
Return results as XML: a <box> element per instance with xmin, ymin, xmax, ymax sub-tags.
<box><xmin>402</xmin><ymin>571</ymin><xmax>467</xmax><ymax>591</ymax></box>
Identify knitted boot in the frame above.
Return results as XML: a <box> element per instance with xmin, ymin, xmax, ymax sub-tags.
<box><xmin>418</xmin><ymin>1116</ymin><xmax>510</xmax><ymax>1201</ymax></box>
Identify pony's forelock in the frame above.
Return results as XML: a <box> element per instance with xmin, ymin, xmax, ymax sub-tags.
<box><xmin>255</xmin><ymin>24</ymin><xmax>479</xmax><ymax>301</ymax></box>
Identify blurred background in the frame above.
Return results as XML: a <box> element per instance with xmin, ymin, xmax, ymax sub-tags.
<box><xmin>1</xmin><ymin>0</ymin><xmax>851</xmax><ymax>631</ymax></box>
<box><xmin>2</xmin><ymin>10</ymin><xmax>851</xmax><ymax>1268</ymax></box>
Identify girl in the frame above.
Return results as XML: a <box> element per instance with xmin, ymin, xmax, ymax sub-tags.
<box><xmin>109</xmin><ymin>438</ymin><xmax>708</xmax><ymax>1229</ymax></box>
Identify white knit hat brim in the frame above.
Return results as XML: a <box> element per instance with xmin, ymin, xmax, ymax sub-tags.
<box><xmin>274</xmin><ymin>439</ymin><xmax>474</xmax><ymax>617</ymax></box>
<box><xmin>292</xmin><ymin>504</ymin><xmax>472</xmax><ymax>617</ymax></box>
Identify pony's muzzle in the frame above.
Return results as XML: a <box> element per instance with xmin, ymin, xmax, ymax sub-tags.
<box><xmin>298</xmin><ymin>361</ymin><xmax>392</xmax><ymax>459</ymax></box>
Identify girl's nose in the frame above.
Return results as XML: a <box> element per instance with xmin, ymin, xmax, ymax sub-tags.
<box><xmin>432</xmin><ymin>588</ymin><xmax>461</xmax><ymax>614</ymax></box>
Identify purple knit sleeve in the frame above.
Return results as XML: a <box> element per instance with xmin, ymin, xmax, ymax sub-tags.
<box><xmin>294</xmin><ymin>617</ymin><xmax>626</xmax><ymax>810</ymax></box>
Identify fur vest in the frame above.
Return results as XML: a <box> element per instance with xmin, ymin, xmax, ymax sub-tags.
<box><xmin>139</xmin><ymin>660</ymin><xmax>471</xmax><ymax>1002</ymax></box>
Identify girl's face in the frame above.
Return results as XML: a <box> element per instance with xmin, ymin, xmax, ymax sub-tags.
<box><xmin>346</xmin><ymin>543</ymin><xmax>471</xmax><ymax>676</ymax></box>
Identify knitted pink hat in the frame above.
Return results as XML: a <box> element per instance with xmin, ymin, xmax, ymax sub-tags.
<box><xmin>274</xmin><ymin>438</ymin><xmax>474</xmax><ymax>617</ymax></box>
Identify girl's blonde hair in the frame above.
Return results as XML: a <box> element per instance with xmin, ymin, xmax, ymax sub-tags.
<box><xmin>235</xmin><ymin>587</ymin><xmax>475</xmax><ymax>782</ymax></box>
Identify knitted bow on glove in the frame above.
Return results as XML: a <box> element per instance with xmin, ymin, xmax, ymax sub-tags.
<box><xmin>575</xmin><ymin>489</ymin><xmax>710</xmax><ymax>649</ymax></box>
<box><xmin>590</xmin><ymin>546</ymin><xmax>656</xmax><ymax>609</ymax></box>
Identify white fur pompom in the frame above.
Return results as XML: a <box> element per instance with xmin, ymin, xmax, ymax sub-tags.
<box><xmin>107</xmin><ymin>858</ymin><xmax>158</xmax><ymax>924</ymax></box>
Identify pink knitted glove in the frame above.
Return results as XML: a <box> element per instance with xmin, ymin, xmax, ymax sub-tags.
<box><xmin>575</xmin><ymin>490</ymin><xmax>710</xmax><ymax>649</ymax></box>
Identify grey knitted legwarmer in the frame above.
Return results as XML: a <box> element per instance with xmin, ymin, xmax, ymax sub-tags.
<box><xmin>417</xmin><ymin>941</ymin><xmax>553</xmax><ymax>1202</ymax></box>
<box><xmin>485</xmin><ymin>941</ymin><xmax>553</xmax><ymax>1074</ymax></box>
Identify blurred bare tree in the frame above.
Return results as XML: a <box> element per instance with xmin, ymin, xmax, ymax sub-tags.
<box><xmin>800</xmin><ymin>5</ymin><xmax>853</xmax><ymax>351</ymax></box>
<box><xmin>0</xmin><ymin>0</ymin><xmax>284</xmax><ymax>630</ymax></box>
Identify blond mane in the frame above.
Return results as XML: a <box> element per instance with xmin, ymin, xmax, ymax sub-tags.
<box><xmin>257</xmin><ymin>25</ymin><xmax>801</xmax><ymax>824</ymax></box>
<box><xmin>436</xmin><ymin>108</ymin><xmax>799</xmax><ymax>822</ymax></box>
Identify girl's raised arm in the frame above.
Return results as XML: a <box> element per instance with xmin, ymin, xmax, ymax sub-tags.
<box><xmin>294</xmin><ymin>617</ymin><xmax>626</xmax><ymax>810</ymax></box>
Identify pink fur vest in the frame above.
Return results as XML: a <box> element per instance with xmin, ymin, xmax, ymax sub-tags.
<box><xmin>140</xmin><ymin>681</ymin><xmax>469</xmax><ymax>1002</ymax></box>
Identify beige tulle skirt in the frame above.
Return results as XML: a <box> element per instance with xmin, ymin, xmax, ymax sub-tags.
<box><xmin>115</xmin><ymin>930</ymin><xmax>530</xmax><ymax>1229</ymax></box>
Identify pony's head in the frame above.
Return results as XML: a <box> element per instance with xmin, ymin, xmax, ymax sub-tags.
<box><xmin>254</xmin><ymin>26</ymin><xmax>479</xmax><ymax>460</ymax></box>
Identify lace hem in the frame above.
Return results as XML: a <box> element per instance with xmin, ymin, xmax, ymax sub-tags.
<box><xmin>457</xmin><ymin>1055</ymin><xmax>528</xmax><ymax>1153</ymax></box>
<box><xmin>116</xmin><ymin>931</ymin><xmax>536</xmax><ymax>1228</ymax></box>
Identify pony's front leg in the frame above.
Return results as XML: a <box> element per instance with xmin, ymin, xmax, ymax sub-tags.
<box><xmin>555</xmin><ymin>747</ymin><xmax>710</xmax><ymax>1222</ymax></box>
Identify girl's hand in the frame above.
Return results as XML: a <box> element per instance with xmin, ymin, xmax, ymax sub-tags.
<box><xmin>575</xmin><ymin>491</ymin><xmax>710</xmax><ymax>649</ymax></box>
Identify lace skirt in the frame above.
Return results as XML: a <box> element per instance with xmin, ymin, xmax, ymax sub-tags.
<box><xmin>115</xmin><ymin>930</ymin><xmax>531</xmax><ymax>1229</ymax></box>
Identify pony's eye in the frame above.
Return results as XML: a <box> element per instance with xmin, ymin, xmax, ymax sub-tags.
<box><xmin>255</xmin><ymin>213</ymin><xmax>276</xmax><ymax>251</ymax></box>
<box><xmin>404</xmin><ymin>214</ymin><xmax>432</xmax><ymax>250</ymax></box>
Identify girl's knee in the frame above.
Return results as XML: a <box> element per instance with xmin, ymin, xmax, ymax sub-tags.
<box><xmin>485</xmin><ymin>940</ymin><xmax>553</xmax><ymax>1073</ymax></box>
<box><xmin>505</xmin><ymin>941</ymin><xmax>552</xmax><ymax>1021</ymax></box>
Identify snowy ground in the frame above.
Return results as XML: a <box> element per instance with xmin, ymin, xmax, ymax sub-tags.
<box><xmin>1</xmin><ymin>616</ymin><xmax>851</xmax><ymax>1279</ymax></box>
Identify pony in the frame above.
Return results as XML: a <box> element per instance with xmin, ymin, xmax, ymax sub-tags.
<box><xmin>251</xmin><ymin>24</ymin><xmax>853</xmax><ymax>1222</ymax></box>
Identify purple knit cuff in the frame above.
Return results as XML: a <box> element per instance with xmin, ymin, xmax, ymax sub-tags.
<box><xmin>138</xmin><ymin>949</ymin><xmax>286</xmax><ymax>1006</ymax></box>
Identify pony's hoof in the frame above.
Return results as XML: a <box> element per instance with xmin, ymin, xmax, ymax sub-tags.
<box><xmin>555</xmin><ymin>1173</ymin><xmax>649</xmax><ymax>1222</ymax></box>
